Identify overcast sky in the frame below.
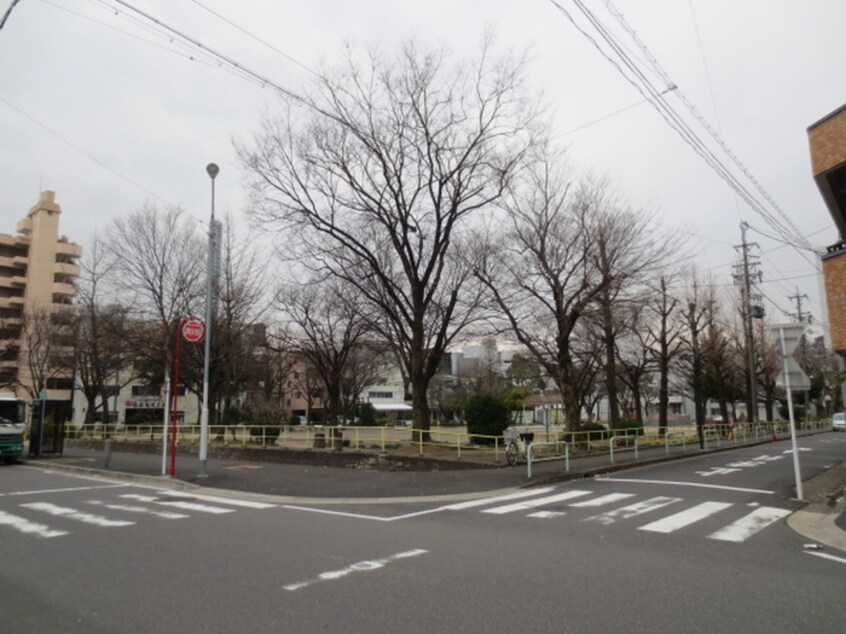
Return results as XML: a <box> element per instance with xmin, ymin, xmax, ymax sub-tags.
<box><xmin>1</xmin><ymin>0</ymin><xmax>843</xmax><ymax>328</ymax></box>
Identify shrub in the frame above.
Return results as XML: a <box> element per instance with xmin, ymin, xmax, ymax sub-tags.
<box><xmin>562</xmin><ymin>421</ymin><xmax>607</xmax><ymax>444</ymax></box>
<box><xmin>611</xmin><ymin>419</ymin><xmax>644</xmax><ymax>436</ymax></box>
<box><xmin>465</xmin><ymin>393</ymin><xmax>510</xmax><ymax>444</ymax></box>
<box><xmin>249</xmin><ymin>424</ymin><xmax>281</xmax><ymax>441</ymax></box>
<box><xmin>357</xmin><ymin>402</ymin><xmax>378</xmax><ymax>426</ymax></box>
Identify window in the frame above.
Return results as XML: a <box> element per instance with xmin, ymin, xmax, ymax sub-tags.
<box><xmin>368</xmin><ymin>391</ymin><xmax>393</xmax><ymax>399</ymax></box>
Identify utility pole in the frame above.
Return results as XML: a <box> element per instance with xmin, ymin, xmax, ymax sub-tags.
<box><xmin>733</xmin><ymin>222</ymin><xmax>763</xmax><ymax>424</ymax></box>
<box><xmin>788</xmin><ymin>287</ymin><xmax>810</xmax><ymax>323</ymax></box>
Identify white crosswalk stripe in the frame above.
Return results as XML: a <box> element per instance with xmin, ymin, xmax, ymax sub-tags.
<box><xmin>638</xmin><ymin>502</ymin><xmax>733</xmax><ymax>534</ymax></box>
<box><xmin>583</xmin><ymin>496</ymin><xmax>682</xmax><ymax>526</ymax></box>
<box><xmin>707</xmin><ymin>507</ymin><xmax>791</xmax><ymax>542</ymax></box>
<box><xmin>87</xmin><ymin>500</ymin><xmax>190</xmax><ymax>520</ymax></box>
<box><xmin>158</xmin><ymin>490</ymin><xmax>276</xmax><ymax>509</ymax></box>
<box><xmin>119</xmin><ymin>494</ymin><xmax>235</xmax><ymax>514</ymax></box>
<box><xmin>482</xmin><ymin>490</ymin><xmax>592</xmax><ymax>515</ymax></box>
<box><xmin>569</xmin><ymin>493</ymin><xmax>636</xmax><ymax>508</ymax></box>
<box><xmin>0</xmin><ymin>509</ymin><xmax>68</xmax><ymax>538</ymax></box>
<box><xmin>20</xmin><ymin>502</ymin><xmax>135</xmax><ymax>528</ymax></box>
<box><xmin>446</xmin><ymin>487</ymin><xmax>555</xmax><ymax>510</ymax></box>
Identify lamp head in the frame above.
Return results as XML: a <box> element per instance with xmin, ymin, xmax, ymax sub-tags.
<box><xmin>206</xmin><ymin>163</ymin><xmax>220</xmax><ymax>180</ymax></box>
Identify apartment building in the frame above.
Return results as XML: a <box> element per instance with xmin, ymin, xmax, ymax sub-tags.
<box><xmin>0</xmin><ymin>191</ymin><xmax>81</xmax><ymax>423</ymax></box>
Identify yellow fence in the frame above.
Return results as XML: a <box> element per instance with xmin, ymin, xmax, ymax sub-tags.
<box><xmin>64</xmin><ymin>419</ymin><xmax>832</xmax><ymax>465</ymax></box>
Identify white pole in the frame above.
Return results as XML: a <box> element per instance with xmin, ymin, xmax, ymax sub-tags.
<box><xmin>199</xmin><ymin>163</ymin><xmax>219</xmax><ymax>478</ymax></box>
<box><xmin>779</xmin><ymin>327</ymin><xmax>804</xmax><ymax>500</ymax></box>
<box><xmin>162</xmin><ymin>373</ymin><xmax>170</xmax><ymax>476</ymax></box>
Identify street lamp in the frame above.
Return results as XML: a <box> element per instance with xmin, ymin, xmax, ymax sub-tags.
<box><xmin>199</xmin><ymin>162</ymin><xmax>219</xmax><ymax>477</ymax></box>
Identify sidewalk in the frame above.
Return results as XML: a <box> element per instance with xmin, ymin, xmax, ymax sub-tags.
<box><xmin>23</xmin><ymin>439</ymin><xmax>720</xmax><ymax>501</ymax></box>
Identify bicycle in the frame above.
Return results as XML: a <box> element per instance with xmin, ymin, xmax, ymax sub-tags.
<box><xmin>505</xmin><ymin>430</ymin><xmax>535</xmax><ymax>466</ymax></box>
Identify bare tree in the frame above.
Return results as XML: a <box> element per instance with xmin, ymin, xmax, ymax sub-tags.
<box><xmin>276</xmin><ymin>279</ymin><xmax>375</xmax><ymax>429</ymax></box>
<box><xmin>475</xmin><ymin>149</ymin><xmax>668</xmax><ymax>430</ymax></box>
<box><xmin>645</xmin><ymin>274</ymin><xmax>684</xmax><ymax>436</ymax></box>
<box><xmin>106</xmin><ymin>204</ymin><xmax>204</xmax><ymax>407</ymax></box>
<box><xmin>240</xmin><ymin>40</ymin><xmax>538</xmax><ymax>436</ymax></box>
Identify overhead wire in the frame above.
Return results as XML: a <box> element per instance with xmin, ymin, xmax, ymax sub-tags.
<box><xmin>549</xmin><ymin>0</ymin><xmax>816</xmax><ymax>260</ymax></box>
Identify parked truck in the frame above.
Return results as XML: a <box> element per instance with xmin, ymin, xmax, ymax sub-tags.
<box><xmin>0</xmin><ymin>416</ymin><xmax>24</xmax><ymax>464</ymax></box>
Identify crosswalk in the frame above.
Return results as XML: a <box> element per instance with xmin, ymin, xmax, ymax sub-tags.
<box><xmin>0</xmin><ymin>490</ymin><xmax>275</xmax><ymax>540</ymax></box>
<box><xmin>448</xmin><ymin>487</ymin><xmax>792</xmax><ymax>544</ymax></box>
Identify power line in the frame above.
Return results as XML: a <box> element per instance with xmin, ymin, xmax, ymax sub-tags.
<box><xmin>548</xmin><ymin>0</ymin><xmax>815</xmax><ymax>261</ymax></box>
<box><xmin>0</xmin><ymin>0</ymin><xmax>22</xmax><ymax>31</ymax></box>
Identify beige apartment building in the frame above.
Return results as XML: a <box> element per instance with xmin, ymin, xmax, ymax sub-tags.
<box><xmin>0</xmin><ymin>191</ymin><xmax>81</xmax><ymax>423</ymax></box>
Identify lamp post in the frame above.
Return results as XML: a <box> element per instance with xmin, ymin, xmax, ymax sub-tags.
<box><xmin>199</xmin><ymin>162</ymin><xmax>219</xmax><ymax>477</ymax></box>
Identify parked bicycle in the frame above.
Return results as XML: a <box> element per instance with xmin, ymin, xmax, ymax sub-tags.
<box><xmin>505</xmin><ymin>430</ymin><xmax>535</xmax><ymax>466</ymax></box>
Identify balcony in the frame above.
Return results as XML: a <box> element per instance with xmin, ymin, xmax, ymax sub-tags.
<box><xmin>0</xmin><ymin>296</ymin><xmax>24</xmax><ymax>309</ymax></box>
<box><xmin>0</xmin><ymin>275</ymin><xmax>26</xmax><ymax>289</ymax></box>
<box><xmin>54</xmin><ymin>262</ymin><xmax>81</xmax><ymax>277</ymax></box>
<box><xmin>16</xmin><ymin>218</ymin><xmax>32</xmax><ymax>235</ymax></box>
<box><xmin>52</xmin><ymin>281</ymin><xmax>76</xmax><ymax>298</ymax></box>
<box><xmin>55</xmin><ymin>242</ymin><xmax>82</xmax><ymax>258</ymax></box>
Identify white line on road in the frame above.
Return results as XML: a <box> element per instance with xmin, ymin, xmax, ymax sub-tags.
<box><xmin>595</xmin><ymin>477</ymin><xmax>774</xmax><ymax>495</ymax></box>
<box><xmin>638</xmin><ymin>501</ymin><xmax>733</xmax><ymax>534</ymax></box>
<box><xmin>119</xmin><ymin>494</ymin><xmax>235</xmax><ymax>514</ymax></box>
<box><xmin>445</xmin><ymin>488</ymin><xmax>555</xmax><ymax>510</ymax></box>
<box><xmin>0</xmin><ymin>484</ymin><xmax>130</xmax><ymax>498</ymax></box>
<box><xmin>159</xmin><ymin>490</ymin><xmax>276</xmax><ymax>509</ymax></box>
<box><xmin>569</xmin><ymin>493</ymin><xmax>636</xmax><ymax>508</ymax></box>
<box><xmin>87</xmin><ymin>500</ymin><xmax>189</xmax><ymax>520</ymax></box>
<box><xmin>584</xmin><ymin>497</ymin><xmax>681</xmax><ymax>526</ymax></box>
<box><xmin>0</xmin><ymin>509</ymin><xmax>68</xmax><ymax>538</ymax></box>
<box><xmin>707</xmin><ymin>507</ymin><xmax>791</xmax><ymax>542</ymax></box>
<box><xmin>482</xmin><ymin>490</ymin><xmax>592</xmax><ymax>515</ymax></box>
<box><xmin>21</xmin><ymin>502</ymin><xmax>135</xmax><ymax>527</ymax></box>
<box><xmin>804</xmin><ymin>551</ymin><xmax>846</xmax><ymax>565</ymax></box>
<box><xmin>283</xmin><ymin>549</ymin><xmax>428</xmax><ymax>591</ymax></box>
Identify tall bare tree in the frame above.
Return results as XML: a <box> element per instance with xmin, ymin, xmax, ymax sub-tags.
<box><xmin>475</xmin><ymin>150</ymin><xmax>668</xmax><ymax>430</ymax></box>
<box><xmin>106</xmin><ymin>204</ymin><xmax>204</xmax><ymax>402</ymax></box>
<box><xmin>240</xmin><ymin>41</ymin><xmax>538</xmax><ymax>436</ymax></box>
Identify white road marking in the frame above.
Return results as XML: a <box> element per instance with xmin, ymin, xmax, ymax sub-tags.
<box><xmin>159</xmin><ymin>490</ymin><xmax>276</xmax><ymax>509</ymax></box>
<box><xmin>281</xmin><ymin>505</ymin><xmax>391</xmax><ymax>522</ymax></box>
<box><xmin>584</xmin><ymin>496</ymin><xmax>681</xmax><ymax>526</ymax></box>
<box><xmin>87</xmin><ymin>500</ymin><xmax>189</xmax><ymax>520</ymax></box>
<box><xmin>0</xmin><ymin>509</ymin><xmax>68</xmax><ymax>538</ymax></box>
<box><xmin>527</xmin><ymin>511</ymin><xmax>566</xmax><ymax>519</ymax></box>
<box><xmin>0</xmin><ymin>484</ymin><xmax>129</xmax><ymax>498</ymax></box>
<box><xmin>805</xmin><ymin>551</ymin><xmax>846</xmax><ymax>565</ymax></box>
<box><xmin>119</xmin><ymin>494</ymin><xmax>234</xmax><ymax>514</ymax></box>
<box><xmin>638</xmin><ymin>501</ymin><xmax>733</xmax><ymax>534</ymax></box>
<box><xmin>482</xmin><ymin>490</ymin><xmax>592</xmax><ymax>515</ymax></box>
<box><xmin>21</xmin><ymin>502</ymin><xmax>135</xmax><ymax>527</ymax></box>
<box><xmin>445</xmin><ymin>488</ymin><xmax>555</xmax><ymax>510</ymax></box>
<box><xmin>595</xmin><ymin>477</ymin><xmax>774</xmax><ymax>495</ymax></box>
<box><xmin>284</xmin><ymin>549</ymin><xmax>428</xmax><ymax>592</ymax></box>
<box><xmin>569</xmin><ymin>493</ymin><xmax>635</xmax><ymax>508</ymax></box>
<box><xmin>707</xmin><ymin>507</ymin><xmax>791</xmax><ymax>542</ymax></box>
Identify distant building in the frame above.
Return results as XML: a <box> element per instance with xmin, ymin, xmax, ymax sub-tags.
<box><xmin>0</xmin><ymin>191</ymin><xmax>81</xmax><ymax>423</ymax></box>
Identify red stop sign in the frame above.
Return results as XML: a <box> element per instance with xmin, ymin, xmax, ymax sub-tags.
<box><xmin>182</xmin><ymin>319</ymin><xmax>205</xmax><ymax>343</ymax></box>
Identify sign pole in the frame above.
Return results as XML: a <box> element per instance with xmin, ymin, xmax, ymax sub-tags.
<box><xmin>162</xmin><ymin>374</ymin><xmax>170</xmax><ymax>476</ymax></box>
<box><xmin>779</xmin><ymin>326</ymin><xmax>804</xmax><ymax>500</ymax></box>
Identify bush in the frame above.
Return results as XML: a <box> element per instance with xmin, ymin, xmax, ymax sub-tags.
<box><xmin>563</xmin><ymin>421</ymin><xmax>607</xmax><ymax>444</ymax></box>
<box><xmin>611</xmin><ymin>419</ymin><xmax>644</xmax><ymax>436</ymax></box>
<box><xmin>357</xmin><ymin>402</ymin><xmax>378</xmax><ymax>427</ymax></box>
<box><xmin>249</xmin><ymin>424</ymin><xmax>281</xmax><ymax>441</ymax></box>
<box><xmin>465</xmin><ymin>393</ymin><xmax>510</xmax><ymax>444</ymax></box>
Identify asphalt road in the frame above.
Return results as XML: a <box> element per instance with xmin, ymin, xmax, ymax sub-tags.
<box><xmin>2</xmin><ymin>435</ymin><xmax>845</xmax><ymax>633</ymax></box>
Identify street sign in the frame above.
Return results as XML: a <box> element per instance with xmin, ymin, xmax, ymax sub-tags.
<box><xmin>770</xmin><ymin>322</ymin><xmax>810</xmax><ymax>390</ymax></box>
<box><xmin>182</xmin><ymin>319</ymin><xmax>205</xmax><ymax>343</ymax></box>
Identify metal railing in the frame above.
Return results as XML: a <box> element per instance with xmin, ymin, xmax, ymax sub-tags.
<box><xmin>62</xmin><ymin>418</ymin><xmax>835</xmax><ymax>466</ymax></box>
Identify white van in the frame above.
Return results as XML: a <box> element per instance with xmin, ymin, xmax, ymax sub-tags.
<box><xmin>832</xmin><ymin>412</ymin><xmax>846</xmax><ymax>431</ymax></box>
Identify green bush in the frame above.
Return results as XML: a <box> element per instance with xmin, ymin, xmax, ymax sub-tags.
<box><xmin>465</xmin><ymin>393</ymin><xmax>510</xmax><ymax>444</ymax></box>
<box><xmin>611</xmin><ymin>419</ymin><xmax>644</xmax><ymax>436</ymax></box>
<box><xmin>562</xmin><ymin>421</ymin><xmax>607</xmax><ymax>443</ymax></box>
<box><xmin>249</xmin><ymin>424</ymin><xmax>281</xmax><ymax>441</ymax></box>
<box><xmin>357</xmin><ymin>403</ymin><xmax>377</xmax><ymax>426</ymax></box>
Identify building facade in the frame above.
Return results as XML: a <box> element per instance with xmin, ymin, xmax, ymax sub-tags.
<box><xmin>0</xmin><ymin>191</ymin><xmax>81</xmax><ymax>423</ymax></box>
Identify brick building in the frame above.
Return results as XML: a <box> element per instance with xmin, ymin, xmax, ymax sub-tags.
<box><xmin>809</xmin><ymin>105</ymin><xmax>846</xmax><ymax>354</ymax></box>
